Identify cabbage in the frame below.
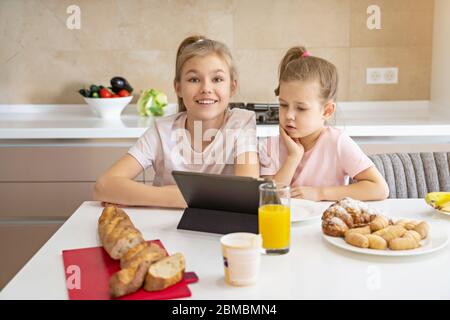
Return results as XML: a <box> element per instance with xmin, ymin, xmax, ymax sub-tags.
<box><xmin>137</xmin><ymin>88</ymin><xmax>168</xmax><ymax>117</ymax></box>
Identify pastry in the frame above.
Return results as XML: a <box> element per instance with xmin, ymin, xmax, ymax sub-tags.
<box><xmin>414</xmin><ymin>221</ymin><xmax>429</xmax><ymax>239</ymax></box>
<box><xmin>389</xmin><ymin>237</ymin><xmax>420</xmax><ymax>250</ymax></box>
<box><xmin>366</xmin><ymin>234</ymin><xmax>387</xmax><ymax>250</ymax></box>
<box><xmin>370</xmin><ymin>215</ymin><xmax>390</xmax><ymax>232</ymax></box>
<box><xmin>345</xmin><ymin>225</ymin><xmax>371</xmax><ymax>236</ymax></box>
<box><xmin>373</xmin><ymin>225</ymin><xmax>407</xmax><ymax>242</ymax></box>
<box><xmin>344</xmin><ymin>233</ymin><xmax>369</xmax><ymax>248</ymax></box>
<box><xmin>322</xmin><ymin>216</ymin><xmax>349</xmax><ymax>237</ymax></box>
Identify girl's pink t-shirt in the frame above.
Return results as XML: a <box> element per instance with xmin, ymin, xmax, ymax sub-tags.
<box><xmin>258</xmin><ymin>126</ymin><xmax>374</xmax><ymax>187</ymax></box>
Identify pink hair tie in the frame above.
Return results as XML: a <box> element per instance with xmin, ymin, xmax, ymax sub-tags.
<box><xmin>301</xmin><ymin>51</ymin><xmax>310</xmax><ymax>58</ymax></box>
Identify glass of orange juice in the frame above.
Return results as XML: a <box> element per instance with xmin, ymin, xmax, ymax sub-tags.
<box><xmin>258</xmin><ymin>182</ymin><xmax>290</xmax><ymax>254</ymax></box>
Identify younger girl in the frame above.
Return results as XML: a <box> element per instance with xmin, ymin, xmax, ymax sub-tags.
<box><xmin>259</xmin><ymin>47</ymin><xmax>389</xmax><ymax>201</ymax></box>
<box><xmin>94</xmin><ymin>35</ymin><xmax>259</xmax><ymax>208</ymax></box>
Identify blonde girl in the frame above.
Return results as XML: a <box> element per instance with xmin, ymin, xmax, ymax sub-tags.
<box><xmin>94</xmin><ymin>35</ymin><xmax>259</xmax><ymax>208</ymax></box>
<box><xmin>259</xmin><ymin>46</ymin><xmax>389</xmax><ymax>201</ymax></box>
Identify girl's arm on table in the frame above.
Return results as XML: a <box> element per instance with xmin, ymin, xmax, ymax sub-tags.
<box><xmin>272</xmin><ymin>155</ymin><xmax>301</xmax><ymax>186</ymax></box>
<box><xmin>93</xmin><ymin>154</ymin><xmax>186</xmax><ymax>208</ymax></box>
<box><xmin>292</xmin><ymin>166</ymin><xmax>389</xmax><ymax>201</ymax></box>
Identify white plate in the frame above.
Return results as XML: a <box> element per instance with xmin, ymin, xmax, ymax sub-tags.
<box><xmin>290</xmin><ymin>199</ymin><xmax>323</xmax><ymax>223</ymax></box>
<box><xmin>322</xmin><ymin>226</ymin><xmax>449</xmax><ymax>257</ymax></box>
<box><xmin>435</xmin><ymin>208</ymin><xmax>450</xmax><ymax>216</ymax></box>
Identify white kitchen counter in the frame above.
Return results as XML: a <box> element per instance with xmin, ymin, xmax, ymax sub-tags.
<box><xmin>1</xmin><ymin>101</ymin><xmax>450</xmax><ymax>140</ymax></box>
<box><xmin>1</xmin><ymin>199</ymin><xmax>449</xmax><ymax>300</ymax></box>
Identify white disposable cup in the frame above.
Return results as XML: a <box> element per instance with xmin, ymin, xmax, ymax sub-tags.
<box><xmin>220</xmin><ymin>232</ymin><xmax>262</xmax><ymax>286</ymax></box>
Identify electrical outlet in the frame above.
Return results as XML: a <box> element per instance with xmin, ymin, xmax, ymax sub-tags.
<box><xmin>383</xmin><ymin>68</ymin><xmax>398</xmax><ymax>84</ymax></box>
<box><xmin>366</xmin><ymin>67</ymin><xmax>398</xmax><ymax>84</ymax></box>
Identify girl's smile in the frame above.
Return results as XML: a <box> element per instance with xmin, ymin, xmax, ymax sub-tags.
<box><xmin>195</xmin><ymin>98</ymin><xmax>218</xmax><ymax>105</ymax></box>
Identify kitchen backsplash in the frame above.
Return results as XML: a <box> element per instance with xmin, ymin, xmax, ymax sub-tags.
<box><xmin>0</xmin><ymin>0</ymin><xmax>434</xmax><ymax>104</ymax></box>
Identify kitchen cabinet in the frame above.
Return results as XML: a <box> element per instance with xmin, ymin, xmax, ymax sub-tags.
<box><xmin>0</xmin><ymin>141</ymin><xmax>153</xmax><ymax>289</ymax></box>
<box><xmin>0</xmin><ymin>223</ymin><xmax>62</xmax><ymax>290</ymax></box>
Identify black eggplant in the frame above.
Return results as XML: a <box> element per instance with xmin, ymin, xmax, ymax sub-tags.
<box><xmin>110</xmin><ymin>76</ymin><xmax>134</xmax><ymax>94</ymax></box>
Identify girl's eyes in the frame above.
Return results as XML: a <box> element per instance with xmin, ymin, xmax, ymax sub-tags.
<box><xmin>279</xmin><ymin>104</ymin><xmax>306</xmax><ymax>111</ymax></box>
<box><xmin>213</xmin><ymin>77</ymin><xmax>224</xmax><ymax>83</ymax></box>
<box><xmin>186</xmin><ymin>77</ymin><xmax>225</xmax><ymax>83</ymax></box>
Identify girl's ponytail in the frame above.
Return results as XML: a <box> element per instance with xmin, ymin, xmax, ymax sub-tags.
<box><xmin>274</xmin><ymin>47</ymin><xmax>308</xmax><ymax>96</ymax></box>
<box><xmin>275</xmin><ymin>46</ymin><xmax>338</xmax><ymax>104</ymax></box>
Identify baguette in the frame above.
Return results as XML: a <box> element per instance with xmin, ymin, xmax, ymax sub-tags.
<box><xmin>98</xmin><ymin>206</ymin><xmax>144</xmax><ymax>260</ymax></box>
<box><xmin>109</xmin><ymin>260</ymin><xmax>153</xmax><ymax>298</ymax></box>
<box><xmin>120</xmin><ymin>242</ymin><xmax>167</xmax><ymax>269</ymax></box>
<box><xmin>144</xmin><ymin>253</ymin><xmax>185</xmax><ymax>291</ymax></box>
<box><xmin>98</xmin><ymin>206</ymin><xmax>185</xmax><ymax>297</ymax></box>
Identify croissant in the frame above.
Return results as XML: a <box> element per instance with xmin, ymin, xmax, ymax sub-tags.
<box><xmin>321</xmin><ymin>199</ymin><xmax>376</xmax><ymax>237</ymax></box>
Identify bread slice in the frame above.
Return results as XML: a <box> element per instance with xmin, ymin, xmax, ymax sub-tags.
<box><xmin>144</xmin><ymin>253</ymin><xmax>185</xmax><ymax>291</ymax></box>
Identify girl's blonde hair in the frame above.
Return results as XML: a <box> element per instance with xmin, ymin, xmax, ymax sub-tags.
<box><xmin>174</xmin><ymin>35</ymin><xmax>238</xmax><ymax>112</ymax></box>
<box><xmin>275</xmin><ymin>46</ymin><xmax>338</xmax><ymax>104</ymax></box>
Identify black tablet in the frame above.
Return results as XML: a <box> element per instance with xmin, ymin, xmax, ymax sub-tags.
<box><xmin>172</xmin><ymin>171</ymin><xmax>267</xmax><ymax>234</ymax></box>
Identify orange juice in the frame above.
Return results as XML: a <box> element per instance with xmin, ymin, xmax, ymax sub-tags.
<box><xmin>258</xmin><ymin>204</ymin><xmax>290</xmax><ymax>250</ymax></box>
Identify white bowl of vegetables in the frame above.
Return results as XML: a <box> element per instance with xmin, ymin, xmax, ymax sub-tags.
<box><xmin>79</xmin><ymin>77</ymin><xmax>134</xmax><ymax>118</ymax></box>
<box><xmin>83</xmin><ymin>96</ymin><xmax>133</xmax><ymax>119</ymax></box>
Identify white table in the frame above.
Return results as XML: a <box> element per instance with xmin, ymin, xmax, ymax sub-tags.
<box><xmin>1</xmin><ymin>199</ymin><xmax>450</xmax><ymax>299</ymax></box>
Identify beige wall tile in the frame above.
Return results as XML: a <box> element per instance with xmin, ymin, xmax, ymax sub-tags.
<box><xmin>349</xmin><ymin>46</ymin><xmax>432</xmax><ymax>100</ymax></box>
<box><xmin>233</xmin><ymin>49</ymin><xmax>283</xmax><ymax>103</ymax></box>
<box><xmin>308</xmin><ymin>48</ymin><xmax>351</xmax><ymax>101</ymax></box>
<box><xmin>234</xmin><ymin>0</ymin><xmax>351</xmax><ymax>49</ymax></box>
<box><xmin>1</xmin><ymin>49</ymin><xmax>125</xmax><ymax>104</ymax></box>
<box><xmin>351</xmin><ymin>0</ymin><xmax>434</xmax><ymax>14</ymax></box>
<box><xmin>351</xmin><ymin>0</ymin><xmax>434</xmax><ymax>47</ymax></box>
<box><xmin>0</xmin><ymin>0</ymin><xmax>436</xmax><ymax>103</ymax></box>
<box><xmin>235</xmin><ymin>47</ymin><xmax>349</xmax><ymax>102</ymax></box>
<box><xmin>114</xmin><ymin>0</ymin><xmax>234</xmax><ymax>51</ymax></box>
<box><xmin>120</xmin><ymin>50</ymin><xmax>178</xmax><ymax>103</ymax></box>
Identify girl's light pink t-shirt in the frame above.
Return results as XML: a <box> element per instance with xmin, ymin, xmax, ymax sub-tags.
<box><xmin>128</xmin><ymin>108</ymin><xmax>257</xmax><ymax>186</ymax></box>
<box><xmin>258</xmin><ymin>127</ymin><xmax>374</xmax><ymax>187</ymax></box>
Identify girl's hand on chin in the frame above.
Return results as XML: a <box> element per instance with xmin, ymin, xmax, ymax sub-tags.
<box><xmin>280</xmin><ymin>126</ymin><xmax>304</xmax><ymax>158</ymax></box>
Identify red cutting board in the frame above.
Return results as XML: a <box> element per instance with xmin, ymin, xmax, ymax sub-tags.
<box><xmin>62</xmin><ymin>239</ymin><xmax>198</xmax><ymax>300</ymax></box>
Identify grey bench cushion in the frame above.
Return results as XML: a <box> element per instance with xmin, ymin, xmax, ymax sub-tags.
<box><xmin>368</xmin><ymin>152</ymin><xmax>450</xmax><ymax>198</ymax></box>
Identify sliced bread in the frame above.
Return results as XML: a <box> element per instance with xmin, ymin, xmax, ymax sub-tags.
<box><xmin>144</xmin><ymin>253</ymin><xmax>185</xmax><ymax>291</ymax></box>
